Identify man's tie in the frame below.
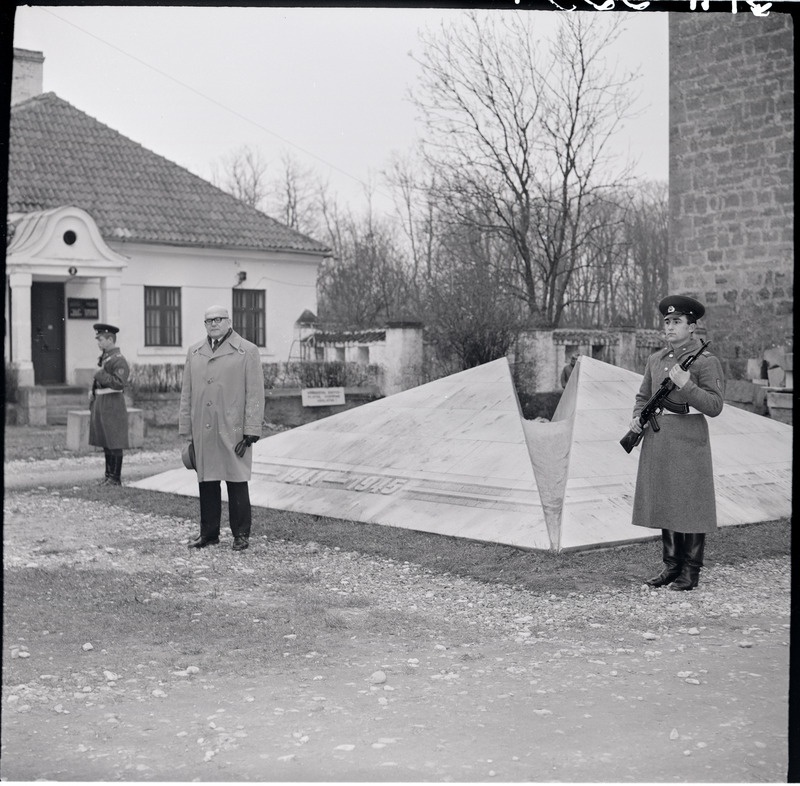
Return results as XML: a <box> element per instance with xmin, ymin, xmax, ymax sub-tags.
<box><xmin>212</xmin><ymin>339</ymin><xmax>220</xmax><ymax>352</ymax></box>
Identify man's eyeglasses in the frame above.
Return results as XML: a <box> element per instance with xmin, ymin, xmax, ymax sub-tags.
<box><xmin>204</xmin><ymin>317</ymin><xmax>228</xmax><ymax>326</ymax></box>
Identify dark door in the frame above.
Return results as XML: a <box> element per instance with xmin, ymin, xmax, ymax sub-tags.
<box><xmin>31</xmin><ymin>282</ymin><xmax>66</xmax><ymax>384</ymax></box>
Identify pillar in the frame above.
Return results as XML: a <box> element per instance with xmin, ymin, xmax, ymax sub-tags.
<box><xmin>100</xmin><ymin>274</ymin><xmax>122</xmax><ymax>325</ymax></box>
<box><xmin>616</xmin><ymin>328</ymin><xmax>638</xmax><ymax>373</ymax></box>
<box><xmin>8</xmin><ymin>271</ymin><xmax>34</xmax><ymax>386</ymax></box>
<box><xmin>383</xmin><ymin>321</ymin><xmax>424</xmax><ymax>396</ymax></box>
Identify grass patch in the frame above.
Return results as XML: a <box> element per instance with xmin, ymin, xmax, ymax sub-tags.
<box><xmin>4</xmin><ymin>424</ymin><xmax>186</xmax><ymax>461</ymax></box>
<box><xmin>59</xmin><ymin>484</ymin><xmax>791</xmax><ymax>595</ymax></box>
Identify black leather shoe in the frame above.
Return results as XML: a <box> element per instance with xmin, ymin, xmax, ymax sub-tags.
<box><xmin>232</xmin><ymin>536</ymin><xmax>249</xmax><ymax>551</ymax></box>
<box><xmin>670</xmin><ymin>566</ymin><xmax>700</xmax><ymax>591</ymax></box>
<box><xmin>188</xmin><ymin>536</ymin><xmax>219</xmax><ymax>549</ymax></box>
<box><xmin>645</xmin><ymin>567</ymin><xmax>681</xmax><ymax>587</ymax></box>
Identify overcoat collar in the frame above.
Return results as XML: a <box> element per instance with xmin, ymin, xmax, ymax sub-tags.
<box><xmin>192</xmin><ymin>329</ymin><xmax>247</xmax><ymax>357</ymax></box>
<box><xmin>663</xmin><ymin>336</ymin><xmax>702</xmax><ymax>358</ymax></box>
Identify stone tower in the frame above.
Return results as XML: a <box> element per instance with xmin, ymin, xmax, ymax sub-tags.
<box><xmin>669</xmin><ymin>12</ymin><xmax>793</xmax><ymax>356</ymax></box>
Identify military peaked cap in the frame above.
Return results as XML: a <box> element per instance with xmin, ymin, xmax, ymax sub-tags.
<box><xmin>658</xmin><ymin>295</ymin><xmax>705</xmax><ymax>320</ymax></box>
<box><xmin>93</xmin><ymin>323</ymin><xmax>120</xmax><ymax>335</ymax></box>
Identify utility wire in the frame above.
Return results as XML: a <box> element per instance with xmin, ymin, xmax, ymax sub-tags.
<box><xmin>40</xmin><ymin>7</ymin><xmax>397</xmax><ymax>207</ymax></box>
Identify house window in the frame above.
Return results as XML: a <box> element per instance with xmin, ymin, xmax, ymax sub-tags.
<box><xmin>232</xmin><ymin>289</ymin><xmax>266</xmax><ymax>347</ymax></box>
<box><xmin>144</xmin><ymin>286</ymin><xmax>181</xmax><ymax>346</ymax></box>
<box><xmin>358</xmin><ymin>346</ymin><xmax>369</xmax><ymax>365</ymax></box>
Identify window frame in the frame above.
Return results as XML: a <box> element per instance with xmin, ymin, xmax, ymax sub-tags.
<box><xmin>232</xmin><ymin>288</ymin><xmax>266</xmax><ymax>347</ymax></box>
<box><xmin>144</xmin><ymin>286</ymin><xmax>182</xmax><ymax>347</ymax></box>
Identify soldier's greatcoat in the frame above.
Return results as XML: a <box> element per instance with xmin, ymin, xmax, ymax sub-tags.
<box><xmin>179</xmin><ymin>330</ymin><xmax>265</xmax><ymax>483</ymax></box>
<box><xmin>89</xmin><ymin>347</ymin><xmax>130</xmax><ymax>450</ymax></box>
<box><xmin>631</xmin><ymin>337</ymin><xmax>725</xmax><ymax>534</ymax></box>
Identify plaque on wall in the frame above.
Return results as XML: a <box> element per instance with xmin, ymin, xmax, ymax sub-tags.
<box><xmin>301</xmin><ymin>387</ymin><xmax>346</xmax><ymax>407</ymax></box>
<box><xmin>67</xmin><ymin>298</ymin><xmax>99</xmax><ymax>319</ymax></box>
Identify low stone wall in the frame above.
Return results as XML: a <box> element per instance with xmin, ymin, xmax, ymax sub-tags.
<box><xmin>132</xmin><ymin>388</ymin><xmax>382</xmax><ymax>430</ymax></box>
<box><xmin>723</xmin><ymin>380</ymin><xmax>769</xmax><ymax>416</ymax></box>
<box><xmin>264</xmin><ymin>388</ymin><xmax>381</xmax><ymax>428</ymax></box>
<box><xmin>766</xmin><ymin>391</ymin><xmax>793</xmax><ymax>425</ymax></box>
<box><xmin>134</xmin><ymin>392</ymin><xmax>182</xmax><ymax>428</ymax></box>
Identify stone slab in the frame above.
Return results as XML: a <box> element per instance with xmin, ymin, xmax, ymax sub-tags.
<box><xmin>132</xmin><ymin>356</ymin><xmax>792</xmax><ymax>552</ymax></box>
<box><xmin>133</xmin><ymin>359</ymin><xmax>554</xmax><ymax>551</ymax></box>
<box><xmin>66</xmin><ymin>409</ymin><xmax>145</xmax><ymax>451</ymax></box>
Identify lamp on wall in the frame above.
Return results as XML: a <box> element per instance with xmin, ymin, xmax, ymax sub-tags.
<box><xmin>68</xmin><ymin>266</ymin><xmax>78</xmax><ymax>277</ymax></box>
<box><xmin>236</xmin><ymin>271</ymin><xmax>247</xmax><ymax>286</ymax></box>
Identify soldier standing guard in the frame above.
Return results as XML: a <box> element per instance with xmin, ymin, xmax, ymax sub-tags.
<box><xmin>89</xmin><ymin>323</ymin><xmax>130</xmax><ymax>485</ymax></box>
<box><xmin>627</xmin><ymin>296</ymin><xmax>725</xmax><ymax>591</ymax></box>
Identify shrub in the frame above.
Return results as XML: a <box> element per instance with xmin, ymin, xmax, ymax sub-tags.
<box><xmin>262</xmin><ymin>363</ymin><xmax>282</xmax><ymax>390</ymax></box>
<box><xmin>128</xmin><ymin>364</ymin><xmax>184</xmax><ymax>394</ymax></box>
<box><xmin>517</xmin><ymin>391</ymin><xmax>562</xmax><ymax>420</ymax></box>
<box><xmin>265</xmin><ymin>361</ymin><xmax>380</xmax><ymax>389</ymax></box>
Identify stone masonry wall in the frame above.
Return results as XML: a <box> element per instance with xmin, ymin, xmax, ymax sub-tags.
<box><xmin>669</xmin><ymin>13</ymin><xmax>793</xmax><ymax>357</ymax></box>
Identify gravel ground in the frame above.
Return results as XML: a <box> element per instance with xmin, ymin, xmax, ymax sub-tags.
<box><xmin>3</xmin><ymin>492</ymin><xmax>790</xmax><ymax>637</ymax></box>
<box><xmin>4</xmin><ymin>449</ymin><xmax>176</xmax><ymax>473</ymax></box>
<box><xmin>2</xmin><ymin>461</ymin><xmax>792</xmax><ymax>782</ymax></box>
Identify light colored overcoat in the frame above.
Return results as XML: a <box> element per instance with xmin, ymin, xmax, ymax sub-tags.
<box><xmin>631</xmin><ymin>338</ymin><xmax>725</xmax><ymax>534</ymax></box>
<box><xmin>179</xmin><ymin>330</ymin><xmax>265</xmax><ymax>482</ymax></box>
<box><xmin>89</xmin><ymin>347</ymin><xmax>130</xmax><ymax>450</ymax></box>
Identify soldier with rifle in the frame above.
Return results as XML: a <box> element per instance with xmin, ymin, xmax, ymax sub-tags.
<box><xmin>626</xmin><ymin>295</ymin><xmax>725</xmax><ymax>591</ymax></box>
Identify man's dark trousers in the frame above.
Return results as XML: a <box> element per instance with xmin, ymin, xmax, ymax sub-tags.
<box><xmin>198</xmin><ymin>481</ymin><xmax>252</xmax><ymax>539</ymax></box>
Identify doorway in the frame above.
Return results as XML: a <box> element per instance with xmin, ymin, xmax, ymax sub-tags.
<box><xmin>31</xmin><ymin>282</ymin><xmax>66</xmax><ymax>384</ymax></box>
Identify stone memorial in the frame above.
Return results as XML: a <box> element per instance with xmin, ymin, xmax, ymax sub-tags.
<box><xmin>132</xmin><ymin>357</ymin><xmax>793</xmax><ymax>552</ymax></box>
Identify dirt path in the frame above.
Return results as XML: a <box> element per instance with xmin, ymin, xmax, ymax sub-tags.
<box><xmin>2</xmin><ymin>477</ymin><xmax>790</xmax><ymax>782</ymax></box>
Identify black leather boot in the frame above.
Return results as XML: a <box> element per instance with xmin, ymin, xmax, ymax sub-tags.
<box><xmin>99</xmin><ymin>450</ymin><xmax>113</xmax><ymax>485</ymax></box>
<box><xmin>670</xmin><ymin>533</ymin><xmax>705</xmax><ymax>591</ymax></box>
<box><xmin>108</xmin><ymin>453</ymin><xmax>123</xmax><ymax>486</ymax></box>
<box><xmin>645</xmin><ymin>529</ymin><xmax>683</xmax><ymax>587</ymax></box>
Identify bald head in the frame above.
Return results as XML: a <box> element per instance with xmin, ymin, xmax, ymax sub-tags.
<box><xmin>204</xmin><ymin>305</ymin><xmax>229</xmax><ymax>320</ymax></box>
<box><xmin>204</xmin><ymin>304</ymin><xmax>231</xmax><ymax>339</ymax></box>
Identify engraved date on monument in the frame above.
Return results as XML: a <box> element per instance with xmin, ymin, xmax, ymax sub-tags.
<box><xmin>279</xmin><ymin>467</ymin><xmax>407</xmax><ymax>495</ymax></box>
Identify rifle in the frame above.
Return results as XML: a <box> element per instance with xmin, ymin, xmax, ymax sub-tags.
<box><xmin>620</xmin><ymin>339</ymin><xmax>711</xmax><ymax>454</ymax></box>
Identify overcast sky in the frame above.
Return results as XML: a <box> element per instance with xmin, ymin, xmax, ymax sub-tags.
<box><xmin>12</xmin><ymin>6</ymin><xmax>669</xmax><ymax>217</ymax></box>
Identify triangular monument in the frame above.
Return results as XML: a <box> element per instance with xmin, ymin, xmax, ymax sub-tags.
<box><xmin>134</xmin><ymin>359</ymin><xmax>555</xmax><ymax>550</ymax></box>
<box><xmin>132</xmin><ymin>357</ymin><xmax>792</xmax><ymax>552</ymax></box>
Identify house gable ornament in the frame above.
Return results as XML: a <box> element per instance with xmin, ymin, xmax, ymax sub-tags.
<box><xmin>6</xmin><ymin>205</ymin><xmax>128</xmax><ymax>277</ymax></box>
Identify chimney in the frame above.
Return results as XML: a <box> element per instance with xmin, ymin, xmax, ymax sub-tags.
<box><xmin>12</xmin><ymin>48</ymin><xmax>44</xmax><ymax>105</ymax></box>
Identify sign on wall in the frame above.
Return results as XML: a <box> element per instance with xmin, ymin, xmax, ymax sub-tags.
<box><xmin>301</xmin><ymin>387</ymin><xmax>346</xmax><ymax>407</ymax></box>
<box><xmin>67</xmin><ymin>298</ymin><xmax>99</xmax><ymax>319</ymax></box>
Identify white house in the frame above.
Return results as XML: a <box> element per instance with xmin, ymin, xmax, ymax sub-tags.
<box><xmin>6</xmin><ymin>48</ymin><xmax>331</xmax><ymax>389</ymax></box>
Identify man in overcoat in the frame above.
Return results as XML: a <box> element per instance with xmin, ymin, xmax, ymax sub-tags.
<box><xmin>89</xmin><ymin>323</ymin><xmax>130</xmax><ymax>485</ymax></box>
<box><xmin>180</xmin><ymin>305</ymin><xmax>265</xmax><ymax>551</ymax></box>
<box><xmin>627</xmin><ymin>295</ymin><xmax>725</xmax><ymax>591</ymax></box>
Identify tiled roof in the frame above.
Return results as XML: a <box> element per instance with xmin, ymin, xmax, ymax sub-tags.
<box><xmin>295</xmin><ymin>309</ymin><xmax>318</xmax><ymax>325</ymax></box>
<box><xmin>305</xmin><ymin>328</ymin><xmax>387</xmax><ymax>345</ymax></box>
<box><xmin>8</xmin><ymin>93</ymin><xmax>331</xmax><ymax>255</ymax></box>
<box><xmin>552</xmin><ymin>328</ymin><xmax>621</xmax><ymax>344</ymax></box>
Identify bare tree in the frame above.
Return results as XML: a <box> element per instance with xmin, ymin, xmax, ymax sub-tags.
<box><xmin>410</xmin><ymin>10</ymin><xmax>638</xmax><ymax>327</ymax></box>
<box><xmin>424</xmin><ymin>217</ymin><xmax>525</xmax><ymax>370</ymax></box>
<box><xmin>211</xmin><ymin>145</ymin><xmax>270</xmax><ymax>211</ymax></box>
<box><xmin>625</xmin><ymin>181</ymin><xmax>668</xmax><ymax>328</ymax></box>
<box><xmin>385</xmin><ymin>150</ymin><xmax>439</xmax><ymax>283</ymax></box>
<box><xmin>560</xmin><ymin>182</ymin><xmax>668</xmax><ymax>328</ymax></box>
<box><xmin>268</xmin><ymin>151</ymin><xmax>325</xmax><ymax>238</ymax></box>
<box><xmin>316</xmin><ymin>203</ymin><xmax>415</xmax><ymax>328</ymax></box>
